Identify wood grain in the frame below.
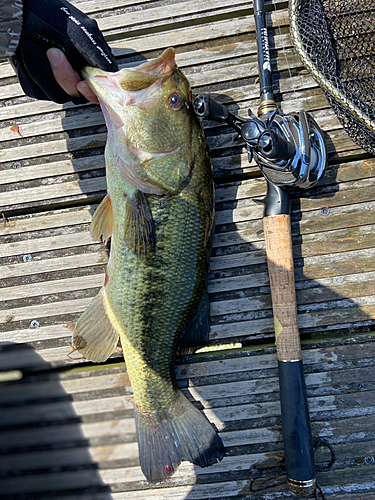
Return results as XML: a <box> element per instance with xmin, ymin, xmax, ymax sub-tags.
<box><xmin>1</xmin><ymin>0</ymin><xmax>375</xmax><ymax>498</ymax></box>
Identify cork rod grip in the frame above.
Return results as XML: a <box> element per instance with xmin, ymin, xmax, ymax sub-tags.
<box><xmin>263</xmin><ymin>213</ymin><xmax>316</xmax><ymax>496</ymax></box>
<box><xmin>263</xmin><ymin>214</ymin><xmax>302</xmax><ymax>362</ymax></box>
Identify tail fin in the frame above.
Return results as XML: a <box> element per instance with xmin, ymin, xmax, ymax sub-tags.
<box><xmin>134</xmin><ymin>390</ymin><xmax>224</xmax><ymax>483</ymax></box>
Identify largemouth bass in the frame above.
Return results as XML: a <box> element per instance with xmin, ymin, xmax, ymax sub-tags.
<box><xmin>73</xmin><ymin>48</ymin><xmax>224</xmax><ymax>482</ymax></box>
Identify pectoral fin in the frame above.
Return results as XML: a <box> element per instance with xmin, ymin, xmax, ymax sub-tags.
<box><xmin>124</xmin><ymin>190</ymin><xmax>156</xmax><ymax>258</ymax></box>
<box><xmin>72</xmin><ymin>287</ymin><xmax>120</xmax><ymax>362</ymax></box>
<box><xmin>91</xmin><ymin>195</ymin><xmax>113</xmax><ymax>243</ymax></box>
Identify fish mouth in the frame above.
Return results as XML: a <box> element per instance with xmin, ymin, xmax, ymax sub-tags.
<box><xmin>82</xmin><ymin>66</ymin><xmax>106</xmax><ymax>79</ymax></box>
<box><xmin>82</xmin><ymin>67</ymin><xmax>126</xmax><ymax>130</ymax></box>
<box><xmin>83</xmin><ymin>47</ymin><xmax>177</xmax><ymax>94</ymax></box>
<box><xmin>82</xmin><ymin>67</ymin><xmax>121</xmax><ymax>100</ymax></box>
<box><xmin>82</xmin><ymin>66</ymin><xmax>109</xmax><ymax>84</ymax></box>
<box><xmin>82</xmin><ymin>48</ymin><xmax>178</xmax><ymax>125</ymax></box>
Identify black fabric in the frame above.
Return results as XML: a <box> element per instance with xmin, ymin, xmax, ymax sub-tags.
<box><xmin>11</xmin><ymin>0</ymin><xmax>118</xmax><ymax>103</ymax></box>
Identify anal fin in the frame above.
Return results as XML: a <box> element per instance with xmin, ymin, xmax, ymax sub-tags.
<box><xmin>72</xmin><ymin>287</ymin><xmax>120</xmax><ymax>363</ymax></box>
<box><xmin>124</xmin><ymin>190</ymin><xmax>156</xmax><ymax>258</ymax></box>
<box><xmin>91</xmin><ymin>194</ymin><xmax>113</xmax><ymax>243</ymax></box>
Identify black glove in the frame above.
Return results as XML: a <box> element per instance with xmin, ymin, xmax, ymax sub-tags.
<box><xmin>11</xmin><ymin>0</ymin><xmax>118</xmax><ymax>103</ymax></box>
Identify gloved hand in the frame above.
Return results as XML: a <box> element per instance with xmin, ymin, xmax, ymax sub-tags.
<box><xmin>10</xmin><ymin>0</ymin><xmax>118</xmax><ymax>103</ymax></box>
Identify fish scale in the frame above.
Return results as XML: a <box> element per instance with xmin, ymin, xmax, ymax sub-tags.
<box><xmin>111</xmin><ymin>195</ymin><xmax>204</xmax><ymax>411</ymax></box>
<box><xmin>74</xmin><ymin>47</ymin><xmax>224</xmax><ymax>483</ymax></box>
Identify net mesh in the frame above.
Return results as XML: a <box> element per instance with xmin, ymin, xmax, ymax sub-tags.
<box><xmin>289</xmin><ymin>0</ymin><xmax>375</xmax><ymax>154</ymax></box>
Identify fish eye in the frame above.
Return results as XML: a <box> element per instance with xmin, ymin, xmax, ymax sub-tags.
<box><xmin>169</xmin><ymin>92</ymin><xmax>183</xmax><ymax>109</ymax></box>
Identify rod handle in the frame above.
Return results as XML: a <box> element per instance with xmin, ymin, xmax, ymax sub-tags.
<box><xmin>263</xmin><ymin>214</ymin><xmax>316</xmax><ymax>496</ymax></box>
<box><xmin>278</xmin><ymin>360</ymin><xmax>316</xmax><ymax>496</ymax></box>
<box><xmin>263</xmin><ymin>214</ymin><xmax>301</xmax><ymax>362</ymax></box>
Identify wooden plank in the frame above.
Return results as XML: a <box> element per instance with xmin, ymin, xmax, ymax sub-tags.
<box><xmin>2</xmin><ymin>268</ymin><xmax>374</xmax><ymax>343</ymax></box>
<box><xmin>1</xmin><ymin>130</ymin><xmax>365</xmax><ymax>214</ymax></box>
<box><xmin>0</xmin><ymin>108</ymin><xmax>105</xmax><ymax>143</ymax></box>
<box><xmin>1</xmin><ymin>341</ymin><xmax>375</xmax><ymax>497</ymax></box>
<box><xmin>108</xmin><ymin>8</ymin><xmax>290</xmax><ymax>51</ymax></box>
<box><xmin>96</xmin><ymin>0</ymin><xmax>253</xmax><ymax>32</ymax></box>
<box><xmin>1</xmin><ymin>280</ymin><xmax>374</xmax><ymax>350</ymax></box>
<box><xmin>1</xmin><ymin>162</ymin><xmax>374</xmax><ymax>238</ymax></box>
<box><xmin>10</xmin><ymin>352</ymin><xmax>373</xmax><ymax>409</ymax></box>
<box><xmin>3</xmin><ymin>233</ymin><xmax>375</xmax><ymax>301</ymax></box>
<box><xmin>1</xmin><ymin>156</ymin><xmax>372</xmax><ymax>238</ymax></box>
<box><xmin>0</xmin><ymin>231</ymin><xmax>96</xmax><ymax>258</ymax></box>
<box><xmin>0</xmin><ymin>9</ymin><xmax>291</xmax><ymax>100</ymax></box>
<box><xmin>1</xmin><ymin>456</ymin><xmax>374</xmax><ymax>499</ymax></box>
<box><xmin>2</xmin><ymin>153</ymin><xmax>375</xmax><ymax>358</ymax></box>
<box><xmin>0</xmin><ymin>70</ymin><xmax>318</xmax><ymax>126</ymax></box>
<box><xmin>0</xmin><ymin>251</ymin><xmax>107</xmax><ymax>280</ymax></box>
<box><xmin>1</xmin><ymin>2</ymin><xmax>375</xmax><ymax>498</ymax></box>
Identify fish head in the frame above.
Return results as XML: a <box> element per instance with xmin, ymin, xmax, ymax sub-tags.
<box><xmin>83</xmin><ymin>48</ymin><xmax>197</xmax><ymax>194</ymax></box>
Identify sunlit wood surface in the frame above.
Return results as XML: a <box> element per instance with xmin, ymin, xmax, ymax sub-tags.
<box><xmin>1</xmin><ymin>1</ymin><xmax>375</xmax><ymax>498</ymax></box>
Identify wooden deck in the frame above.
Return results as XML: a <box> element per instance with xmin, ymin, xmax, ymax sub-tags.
<box><xmin>1</xmin><ymin>1</ymin><xmax>375</xmax><ymax>498</ymax></box>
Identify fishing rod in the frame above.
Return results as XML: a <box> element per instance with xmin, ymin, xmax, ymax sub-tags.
<box><xmin>194</xmin><ymin>0</ymin><xmax>327</xmax><ymax>496</ymax></box>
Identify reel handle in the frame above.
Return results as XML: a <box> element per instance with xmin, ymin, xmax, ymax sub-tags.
<box><xmin>194</xmin><ymin>93</ymin><xmax>246</xmax><ymax>134</ymax></box>
<box><xmin>194</xmin><ymin>93</ymin><xmax>229</xmax><ymax>122</ymax></box>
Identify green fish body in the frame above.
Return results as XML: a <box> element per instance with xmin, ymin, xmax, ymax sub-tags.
<box><xmin>74</xmin><ymin>48</ymin><xmax>224</xmax><ymax>482</ymax></box>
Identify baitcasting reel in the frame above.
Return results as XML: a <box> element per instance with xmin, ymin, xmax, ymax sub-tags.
<box><xmin>194</xmin><ymin>93</ymin><xmax>327</xmax><ymax>190</ymax></box>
